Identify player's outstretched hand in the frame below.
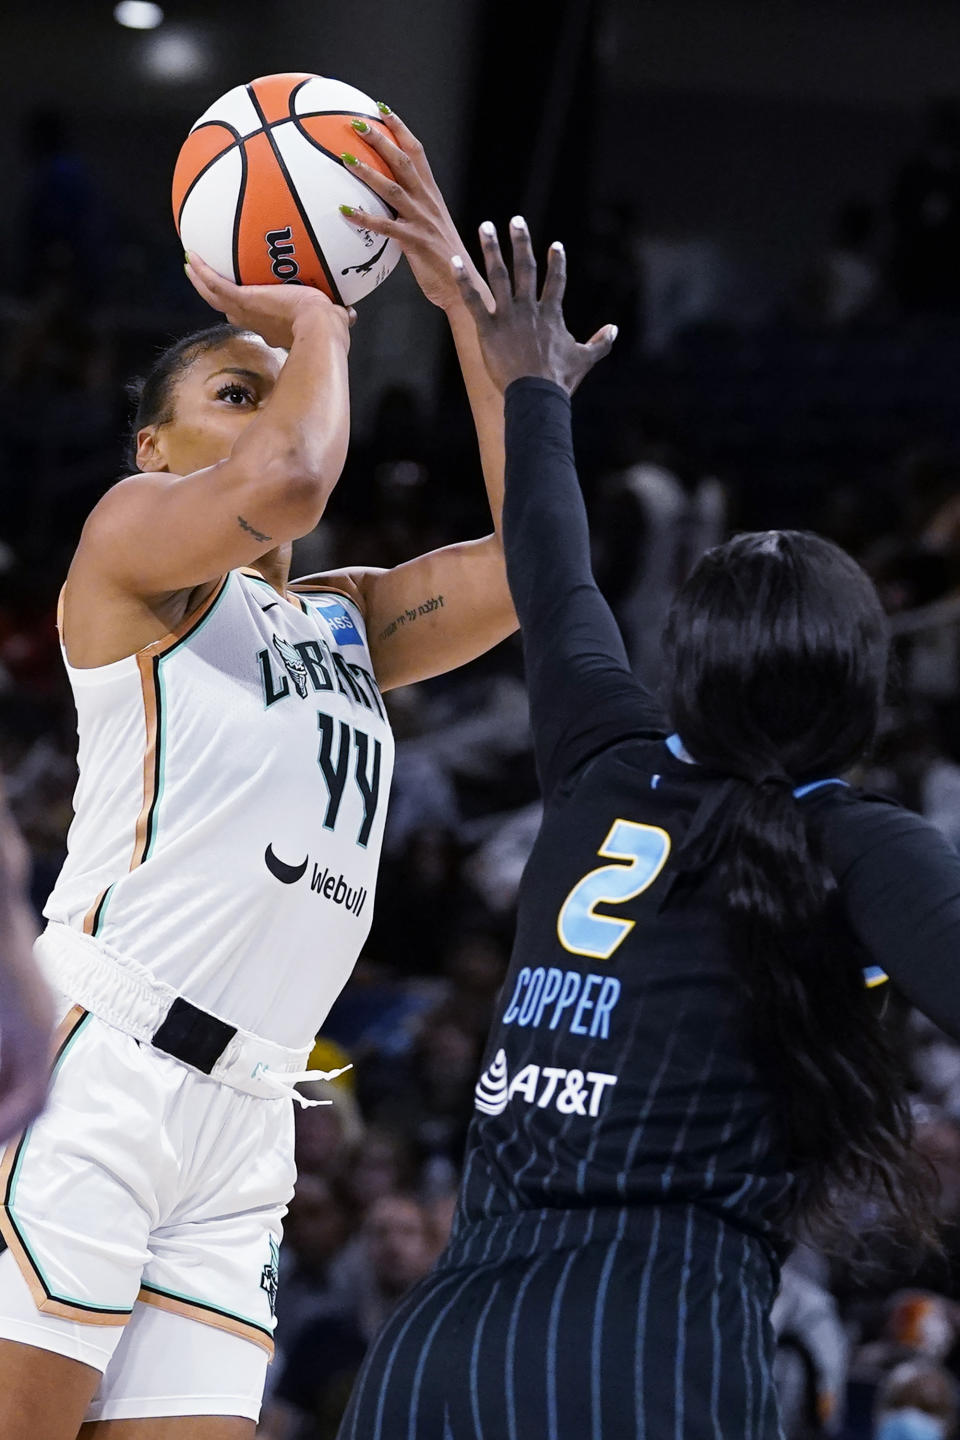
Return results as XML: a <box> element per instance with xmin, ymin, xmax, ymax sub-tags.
<box><xmin>337</xmin><ymin>107</ymin><xmax>490</xmax><ymax>313</ymax></box>
<box><xmin>184</xmin><ymin>251</ymin><xmax>356</xmax><ymax>351</ymax></box>
<box><xmin>452</xmin><ymin>217</ymin><xmax>617</xmax><ymax>395</ymax></box>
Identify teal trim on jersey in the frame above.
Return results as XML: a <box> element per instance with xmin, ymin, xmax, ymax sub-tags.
<box><xmin>6</xmin><ymin>1011</ymin><xmax>92</xmax><ymax>1206</ymax></box>
<box><xmin>143</xmin><ymin>663</ymin><xmax>169</xmax><ymax>866</ymax></box>
<box><xmin>5</xmin><ymin>1012</ymin><xmax>132</xmax><ymax>1315</ymax></box>
<box><xmin>139</xmin><ymin>1279</ymin><xmax>273</xmax><ymax>1340</ymax></box>
<box><xmin>140</xmin><ymin>574</ymin><xmax>233</xmax><ymax>868</ymax></box>
<box><xmin>163</xmin><ymin>570</ymin><xmax>233</xmax><ymax>659</ymax></box>
<box><xmin>91</xmin><ymin>883</ymin><xmax>116</xmax><ymax>939</ymax></box>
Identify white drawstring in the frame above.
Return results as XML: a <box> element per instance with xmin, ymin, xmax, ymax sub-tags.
<box><xmin>250</xmin><ymin>1062</ymin><xmax>354</xmax><ymax>1107</ymax></box>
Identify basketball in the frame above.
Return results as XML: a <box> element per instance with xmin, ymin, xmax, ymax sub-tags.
<box><xmin>172</xmin><ymin>73</ymin><xmax>402</xmax><ymax>307</ymax></box>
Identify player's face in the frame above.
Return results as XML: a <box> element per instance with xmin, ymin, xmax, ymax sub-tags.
<box><xmin>138</xmin><ymin>335</ymin><xmax>287</xmax><ymax>476</ymax></box>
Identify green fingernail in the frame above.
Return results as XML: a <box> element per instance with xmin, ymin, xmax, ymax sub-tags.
<box><xmin>339</xmin><ymin>204</ymin><xmax>355</xmax><ymax>217</ymax></box>
<box><xmin>351</xmin><ymin>119</ymin><xmax>371</xmax><ymax>135</ymax></box>
<box><xmin>377</xmin><ymin>101</ymin><xmax>391</xmax><ymax>116</ymax></box>
<box><xmin>341</xmin><ymin>152</ymin><xmax>359</xmax><ymax>167</ymax></box>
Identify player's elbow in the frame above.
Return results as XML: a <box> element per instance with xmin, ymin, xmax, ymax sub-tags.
<box><xmin>247</xmin><ymin>455</ymin><xmax>338</xmax><ymax>534</ymax></box>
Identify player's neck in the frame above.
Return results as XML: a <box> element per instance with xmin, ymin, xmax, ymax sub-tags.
<box><xmin>251</xmin><ymin>545</ymin><xmax>292</xmax><ymax>596</ymax></box>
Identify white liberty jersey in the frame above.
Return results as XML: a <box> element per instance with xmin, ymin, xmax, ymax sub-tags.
<box><xmin>45</xmin><ymin>570</ymin><xmax>394</xmax><ymax>1048</ymax></box>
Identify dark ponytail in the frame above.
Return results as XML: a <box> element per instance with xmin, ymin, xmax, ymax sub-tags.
<box><xmin>663</xmin><ymin>531</ymin><xmax>939</xmax><ymax>1253</ymax></box>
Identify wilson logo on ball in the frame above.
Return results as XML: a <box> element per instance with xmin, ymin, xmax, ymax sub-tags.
<box><xmin>265</xmin><ymin>227</ymin><xmax>302</xmax><ymax>284</ymax></box>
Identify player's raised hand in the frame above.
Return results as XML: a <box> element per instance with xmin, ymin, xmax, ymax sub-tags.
<box><xmin>184</xmin><ymin>251</ymin><xmax>356</xmax><ymax>351</ymax></box>
<box><xmin>337</xmin><ymin>106</ymin><xmax>492</xmax><ymax>313</ymax></box>
<box><xmin>452</xmin><ymin>217</ymin><xmax>617</xmax><ymax>395</ymax></box>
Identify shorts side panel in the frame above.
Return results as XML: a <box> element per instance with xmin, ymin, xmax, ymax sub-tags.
<box><xmin>0</xmin><ymin>1008</ymin><xmax>92</xmax><ymax>1317</ymax></box>
<box><xmin>0</xmin><ymin>1248</ymin><xmax>125</xmax><ymax>1372</ymax></box>
<box><xmin>0</xmin><ymin>1006</ymin><xmax>157</xmax><ymax>1325</ymax></box>
<box><xmin>138</xmin><ymin>1073</ymin><xmax>294</xmax><ymax>1357</ymax></box>
<box><xmin>88</xmin><ymin>1294</ymin><xmax>268</xmax><ymax>1422</ymax></box>
<box><xmin>137</xmin><ymin>1284</ymin><xmax>274</xmax><ymax>1356</ymax></box>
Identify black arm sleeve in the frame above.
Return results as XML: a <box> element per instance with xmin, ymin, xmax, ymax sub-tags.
<box><xmin>503</xmin><ymin>377</ymin><xmax>663</xmax><ymax>798</ymax></box>
<box><xmin>819</xmin><ymin>796</ymin><xmax>960</xmax><ymax>1039</ymax></box>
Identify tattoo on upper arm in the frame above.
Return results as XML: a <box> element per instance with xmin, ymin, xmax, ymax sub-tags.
<box><xmin>237</xmin><ymin>515</ymin><xmax>272</xmax><ymax>544</ymax></box>
<box><xmin>378</xmin><ymin>594</ymin><xmax>445</xmax><ymax>642</ymax></box>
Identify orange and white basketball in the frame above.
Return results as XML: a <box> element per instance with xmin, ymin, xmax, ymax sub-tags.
<box><xmin>172</xmin><ymin>73</ymin><xmax>401</xmax><ymax>306</ymax></box>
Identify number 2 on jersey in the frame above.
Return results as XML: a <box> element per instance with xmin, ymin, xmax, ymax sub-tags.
<box><xmin>557</xmin><ymin>820</ymin><xmax>671</xmax><ymax>961</ymax></box>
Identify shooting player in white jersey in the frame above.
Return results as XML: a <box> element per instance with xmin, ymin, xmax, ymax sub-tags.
<box><xmin>0</xmin><ymin>111</ymin><xmax>516</xmax><ymax>1440</ymax></box>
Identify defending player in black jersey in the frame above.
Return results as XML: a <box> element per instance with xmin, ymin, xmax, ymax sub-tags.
<box><xmin>339</xmin><ymin>223</ymin><xmax>960</xmax><ymax>1440</ymax></box>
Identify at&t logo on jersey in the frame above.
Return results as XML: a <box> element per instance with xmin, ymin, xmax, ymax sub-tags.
<box><xmin>474</xmin><ymin>1048</ymin><xmax>617</xmax><ymax>1120</ymax></box>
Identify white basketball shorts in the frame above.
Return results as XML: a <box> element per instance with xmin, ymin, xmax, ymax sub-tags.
<box><xmin>0</xmin><ymin>998</ymin><xmax>296</xmax><ymax>1422</ymax></box>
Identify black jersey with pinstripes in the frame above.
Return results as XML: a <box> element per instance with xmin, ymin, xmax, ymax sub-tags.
<box><xmin>337</xmin><ymin>380</ymin><xmax>960</xmax><ymax>1440</ymax></box>
<box><xmin>339</xmin><ymin>1204</ymin><xmax>781</xmax><ymax>1440</ymax></box>
<box><xmin>450</xmin><ymin>378</ymin><xmax>960</xmax><ymax>1263</ymax></box>
<box><xmin>455</xmin><ymin>733</ymin><xmax>798</xmax><ymax>1253</ymax></box>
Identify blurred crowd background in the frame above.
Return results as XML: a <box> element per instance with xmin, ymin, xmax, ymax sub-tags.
<box><xmin>7</xmin><ymin>1</ymin><xmax>960</xmax><ymax>1437</ymax></box>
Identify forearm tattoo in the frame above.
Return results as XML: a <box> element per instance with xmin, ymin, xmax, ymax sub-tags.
<box><xmin>237</xmin><ymin>515</ymin><xmax>272</xmax><ymax>544</ymax></box>
<box><xmin>379</xmin><ymin>594</ymin><xmax>445</xmax><ymax>642</ymax></box>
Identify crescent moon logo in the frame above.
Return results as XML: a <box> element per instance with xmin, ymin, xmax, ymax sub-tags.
<box><xmin>264</xmin><ymin>844</ymin><xmax>309</xmax><ymax>885</ymax></box>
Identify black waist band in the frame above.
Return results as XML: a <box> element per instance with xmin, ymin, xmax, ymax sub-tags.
<box><xmin>151</xmin><ymin>996</ymin><xmax>238</xmax><ymax>1075</ymax></box>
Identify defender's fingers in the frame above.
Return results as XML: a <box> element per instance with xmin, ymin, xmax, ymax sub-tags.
<box><xmin>338</xmin><ymin>204</ymin><xmax>403</xmax><ymax>240</ymax></box>
<box><xmin>477</xmin><ymin>222</ymin><xmax>512</xmax><ymax>308</ymax></box>
<box><xmin>581</xmin><ymin>323</ymin><xmax>619</xmax><ymax>364</ymax></box>
<box><xmin>540</xmin><ymin>241</ymin><xmax>567</xmax><ymax>310</ymax></box>
<box><xmin>587</xmin><ymin>322</ymin><xmax>619</xmax><ymax>349</ymax></box>
<box><xmin>509</xmin><ymin>217</ymin><xmax>537</xmax><ymax>304</ymax></box>
<box><xmin>373</xmin><ymin>105</ymin><xmax>433</xmax><ymax>181</ymax></box>
<box><xmin>451</xmin><ymin>256</ymin><xmax>494</xmax><ymax>327</ymax></box>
